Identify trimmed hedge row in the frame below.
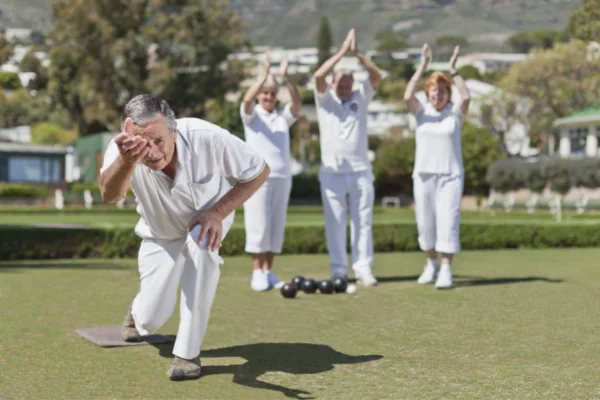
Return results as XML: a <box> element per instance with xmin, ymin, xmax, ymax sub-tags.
<box><xmin>2</xmin><ymin>223</ymin><xmax>600</xmax><ymax>261</ymax></box>
<box><xmin>486</xmin><ymin>157</ymin><xmax>600</xmax><ymax>194</ymax></box>
<box><xmin>0</xmin><ymin>184</ymin><xmax>50</xmax><ymax>198</ymax></box>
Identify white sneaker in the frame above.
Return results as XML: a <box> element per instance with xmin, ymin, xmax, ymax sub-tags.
<box><xmin>417</xmin><ymin>263</ymin><xmax>439</xmax><ymax>285</ymax></box>
<box><xmin>250</xmin><ymin>269</ymin><xmax>269</xmax><ymax>292</ymax></box>
<box><xmin>356</xmin><ymin>270</ymin><xmax>378</xmax><ymax>287</ymax></box>
<box><xmin>265</xmin><ymin>270</ymin><xmax>284</xmax><ymax>289</ymax></box>
<box><xmin>435</xmin><ymin>264</ymin><xmax>453</xmax><ymax>289</ymax></box>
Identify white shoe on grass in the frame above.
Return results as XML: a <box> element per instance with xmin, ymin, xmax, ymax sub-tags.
<box><xmin>356</xmin><ymin>270</ymin><xmax>378</xmax><ymax>287</ymax></box>
<box><xmin>417</xmin><ymin>262</ymin><xmax>439</xmax><ymax>285</ymax></box>
<box><xmin>250</xmin><ymin>269</ymin><xmax>269</xmax><ymax>291</ymax></box>
<box><xmin>435</xmin><ymin>264</ymin><xmax>453</xmax><ymax>289</ymax></box>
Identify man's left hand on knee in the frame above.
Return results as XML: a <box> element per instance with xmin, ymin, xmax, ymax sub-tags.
<box><xmin>188</xmin><ymin>210</ymin><xmax>223</xmax><ymax>252</ymax></box>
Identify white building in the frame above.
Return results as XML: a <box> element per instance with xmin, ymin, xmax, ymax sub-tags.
<box><xmin>553</xmin><ymin>104</ymin><xmax>600</xmax><ymax>158</ymax></box>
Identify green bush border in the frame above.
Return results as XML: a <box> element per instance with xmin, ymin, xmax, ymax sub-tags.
<box><xmin>2</xmin><ymin>223</ymin><xmax>600</xmax><ymax>261</ymax></box>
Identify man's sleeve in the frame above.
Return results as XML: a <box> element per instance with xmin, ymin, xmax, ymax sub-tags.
<box><xmin>216</xmin><ymin>129</ymin><xmax>266</xmax><ymax>184</ymax></box>
<box><xmin>99</xmin><ymin>139</ymin><xmax>120</xmax><ymax>175</ymax></box>
<box><xmin>359</xmin><ymin>79</ymin><xmax>376</xmax><ymax>103</ymax></box>
<box><xmin>240</xmin><ymin>102</ymin><xmax>256</xmax><ymax>127</ymax></box>
<box><xmin>281</xmin><ymin>104</ymin><xmax>298</xmax><ymax>127</ymax></box>
<box><xmin>313</xmin><ymin>86</ymin><xmax>333</xmax><ymax>109</ymax></box>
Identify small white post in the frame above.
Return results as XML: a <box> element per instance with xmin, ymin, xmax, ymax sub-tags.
<box><xmin>55</xmin><ymin>189</ymin><xmax>64</xmax><ymax>210</ymax></box>
<box><xmin>84</xmin><ymin>189</ymin><xmax>93</xmax><ymax>210</ymax></box>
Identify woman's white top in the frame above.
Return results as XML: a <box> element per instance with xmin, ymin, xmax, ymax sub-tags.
<box><xmin>413</xmin><ymin>101</ymin><xmax>464</xmax><ymax>177</ymax></box>
<box><xmin>241</xmin><ymin>103</ymin><xmax>297</xmax><ymax>178</ymax></box>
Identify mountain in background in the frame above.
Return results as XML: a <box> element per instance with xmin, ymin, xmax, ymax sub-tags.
<box><xmin>0</xmin><ymin>0</ymin><xmax>580</xmax><ymax>51</ymax></box>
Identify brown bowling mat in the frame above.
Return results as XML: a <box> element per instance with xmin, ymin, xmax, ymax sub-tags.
<box><xmin>76</xmin><ymin>326</ymin><xmax>175</xmax><ymax>347</ymax></box>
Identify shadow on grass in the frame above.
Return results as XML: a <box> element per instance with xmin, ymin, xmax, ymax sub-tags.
<box><xmin>359</xmin><ymin>274</ymin><xmax>564</xmax><ymax>287</ymax></box>
<box><xmin>0</xmin><ymin>262</ymin><xmax>129</xmax><ymax>272</ymax></box>
<box><xmin>153</xmin><ymin>342</ymin><xmax>383</xmax><ymax>399</ymax></box>
<box><xmin>454</xmin><ymin>276</ymin><xmax>564</xmax><ymax>288</ymax></box>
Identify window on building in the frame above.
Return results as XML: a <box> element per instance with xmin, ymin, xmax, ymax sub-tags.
<box><xmin>569</xmin><ymin>127</ymin><xmax>588</xmax><ymax>156</ymax></box>
<box><xmin>8</xmin><ymin>156</ymin><xmax>62</xmax><ymax>183</ymax></box>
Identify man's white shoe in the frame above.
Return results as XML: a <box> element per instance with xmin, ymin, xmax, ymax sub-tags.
<box><xmin>356</xmin><ymin>270</ymin><xmax>378</xmax><ymax>287</ymax></box>
<box><xmin>417</xmin><ymin>263</ymin><xmax>439</xmax><ymax>285</ymax></box>
<box><xmin>250</xmin><ymin>269</ymin><xmax>269</xmax><ymax>291</ymax></box>
<box><xmin>435</xmin><ymin>264</ymin><xmax>453</xmax><ymax>289</ymax></box>
<box><xmin>266</xmin><ymin>270</ymin><xmax>285</xmax><ymax>289</ymax></box>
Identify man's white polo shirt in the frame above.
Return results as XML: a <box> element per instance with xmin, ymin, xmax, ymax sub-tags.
<box><xmin>100</xmin><ymin>118</ymin><xmax>266</xmax><ymax>241</ymax></box>
<box><xmin>314</xmin><ymin>80</ymin><xmax>375</xmax><ymax>174</ymax></box>
<box><xmin>240</xmin><ymin>103</ymin><xmax>297</xmax><ymax>178</ymax></box>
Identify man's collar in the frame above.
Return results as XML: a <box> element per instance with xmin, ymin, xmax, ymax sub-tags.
<box><xmin>176</xmin><ymin>130</ymin><xmax>191</xmax><ymax>164</ymax></box>
<box><xmin>256</xmin><ymin>104</ymin><xmax>275</xmax><ymax>116</ymax></box>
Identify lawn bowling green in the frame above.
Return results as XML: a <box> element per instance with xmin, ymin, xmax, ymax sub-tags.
<box><xmin>2</xmin><ymin>249</ymin><xmax>600</xmax><ymax>399</ymax></box>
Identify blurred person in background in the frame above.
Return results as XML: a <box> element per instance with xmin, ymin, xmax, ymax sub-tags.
<box><xmin>403</xmin><ymin>44</ymin><xmax>471</xmax><ymax>289</ymax></box>
<box><xmin>312</xmin><ymin>29</ymin><xmax>382</xmax><ymax>287</ymax></box>
<box><xmin>240</xmin><ymin>50</ymin><xmax>302</xmax><ymax>292</ymax></box>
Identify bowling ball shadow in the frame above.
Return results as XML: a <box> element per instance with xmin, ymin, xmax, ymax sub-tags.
<box><xmin>153</xmin><ymin>342</ymin><xmax>383</xmax><ymax>399</ymax></box>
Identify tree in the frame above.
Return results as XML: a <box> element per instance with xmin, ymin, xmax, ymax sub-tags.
<box><xmin>375</xmin><ymin>30</ymin><xmax>407</xmax><ymax>56</ymax></box>
<box><xmin>19</xmin><ymin>51</ymin><xmax>41</xmax><ymax>73</ymax></box>
<box><xmin>0</xmin><ymin>72</ymin><xmax>22</xmax><ymax>91</ymax></box>
<box><xmin>434</xmin><ymin>35</ymin><xmax>469</xmax><ymax>61</ymax></box>
<box><xmin>457</xmin><ymin>65</ymin><xmax>481</xmax><ymax>80</ymax></box>
<box><xmin>47</xmin><ymin>0</ymin><xmax>248</xmax><ymax>136</ymax></box>
<box><xmin>0</xmin><ymin>92</ymin><xmax>30</xmax><ymax>128</ymax></box>
<box><xmin>316</xmin><ymin>16</ymin><xmax>332</xmax><ymax>68</ymax></box>
<box><xmin>0</xmin><ymin>35</ymin><xmax>13</xmax><ymax>65</ymax></box>
<box><xmin>506</xmin><ymin>29</ymin><xmax>568</xmax><ymax>53</ymax></box>
<box><xmin>31</xmin><ymin>122</ymin><xmax>78</xmax><ymax>146</ymax></box>
<box><xmin>204</xmin><ymin>97</ymin><xmax>244</xmax><ymax>139</ymax></box>
<box><xmin>499</xmin><ymin>40</ymin><xmax>600</xmax><ymax>150</ymax></box>
<box><xmin>568</xmin><ymin>0</ymin><xmax>600</xmax><ymax>43</ymax></box>
<box><xmin>461</xmin><ymin>122</ymin><xmax>504</xmax><ymax>195</ymax></box>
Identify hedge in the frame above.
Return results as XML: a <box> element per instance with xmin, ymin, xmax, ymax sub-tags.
<box><xmin>486</xmin><ymin>156</ymin><xmax>600</xmax><ymax>194</ymax></box>
<box><xmin>0</xmin><ymin>184</ymin><xmax>49</xmax><ymax>198</ymax></box>
<box><xmin>2</xmin><ymin>223</ymin><xmax>600</xmax><ymax>261</ymax></box>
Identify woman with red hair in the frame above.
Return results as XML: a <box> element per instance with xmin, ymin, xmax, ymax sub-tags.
<box><xmin>403</xmin><ymin>44</ymin><xmax>471</xmax><ymax>289</ymax></box>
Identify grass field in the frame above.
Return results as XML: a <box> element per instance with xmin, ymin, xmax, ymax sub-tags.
<box><xmin>2</xmin><ymin>249</ymin><xmax>600</xmax><ymax>399</ymax></box>
<box><xmin>2</xmin><ymin>205</ymin><xmax>600</xmax><ymax>228</ymax></box>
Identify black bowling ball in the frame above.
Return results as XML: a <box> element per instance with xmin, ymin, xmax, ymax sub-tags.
<box><xmin>319</xmin><ymin>279</ymin><xmax>334</xmax><ymax>294</ymax></box>
<box><xmin>302</xmin><ymin>279</ymin><xmax>318</xmax><ymax>294</ymax></box>
<box><xmin>333</xmin><ymin>277</ymin><xmax>348</xmax><ymax>293</ymax></box>
<box><xmin>280</xmin><ymin>283</ymin><xmax>298</xmax><ymax>299</ymax></box>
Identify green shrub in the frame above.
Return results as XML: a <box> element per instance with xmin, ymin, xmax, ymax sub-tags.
<box><xmin>70</xmin><ymin>182</ymin><xmax>134</xmax><ymax>198</ymax></box>
<box><xmin>374</xmin><ymin>138</ymin><xmax>415</xmax><ymax>197</ymax></box>
<box><xmin>0</xmin><ymin>184</ymin><xmax>49</xmax><ymax>198</ymax></box>
<box><xmin>0</xmin><ymin>71</ymin><xmax>22</xmax><ymax>90</ymax></box>
<box><xmin>4</xmin><ymin>223</ymin><xmax>600</xmax><ymax>261</ymax></box>
<box><xmin>486</xmin><ymin>157</ymin><xmax>600</xmax><ymax>194</ymax></box>
<box><xmin>461</xmin><ymin>122</ymin><xmax>504</xmax><ymax>194</ymax></box>
<box><xmin>31</xmin><ymin>122</ymin><xmax>77</xmax><ymax>146</ymax></box>
<box><xmin>290</xmin><ymin>174</ymin><xmax>321</xmax><ymax>201</ymax></box>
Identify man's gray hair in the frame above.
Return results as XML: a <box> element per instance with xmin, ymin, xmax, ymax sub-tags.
<box><xmin>333</xmin><ymin>68</ymin><xmax>354</xmax><ymax>80</ymax></box>
<box><xmin>261</xmin><ymin>74</ymin><xmax>280</xmax><ymax>90</ymax></box>
<box><xmin>121</xmin><ymin>94</ymin><xmax>177</xmax><ymax>131</ymax></box>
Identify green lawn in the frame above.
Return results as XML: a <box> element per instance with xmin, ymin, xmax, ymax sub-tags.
<box><xmin>2</xmin><ymin>205</ymin><xmax>600</xmax><ymax>228</ymax></box>
<box><xmin>1</xmin><ymin>249</ymin><xmax>600</xmax><ymax>399</ymax></box>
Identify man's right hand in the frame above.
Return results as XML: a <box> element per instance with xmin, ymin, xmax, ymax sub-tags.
<box><xmin>341</xmin><ymin>29</ymin><xmax>355</xmax><ymax>54</ymax></box>
<box><xmin>114</xmin><ymin>117</ymin><xmax>148</xmax><ymax>165</ymax></box>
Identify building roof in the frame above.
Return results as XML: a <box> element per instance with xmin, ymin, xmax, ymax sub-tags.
<box><xmin>0</xmin><ymin>142</ymin><xmax>68</xmax><ymax>154</ymax></box>
<box><xmin>553</xmin><ymin>104</ymin><xmax>600</xmax><ymax>128</ymax></box>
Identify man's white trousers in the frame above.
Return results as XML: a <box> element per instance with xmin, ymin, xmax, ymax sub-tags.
<box><xmin>131</xmin><ymin>225</ymin><xmax>224</xmax><ymax>360</ymax></box>
<box><xmin>413</xmin><ymin>173</ymin><xmax>464</xmax><ymax>254</ymax></box>
<box><xmin>243</xmin><ymin>177</ymin><xmax>292</xmax><ymax>254</ymax></box>
<box><xmin>319</xmin><ymin>170</ymin><xmax>375</xmax><ymax>277</ymax></box>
